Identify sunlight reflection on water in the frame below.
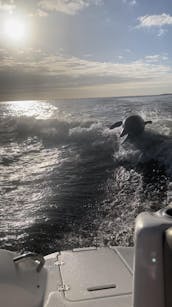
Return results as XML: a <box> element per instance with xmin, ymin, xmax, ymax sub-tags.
<box><xmin>7</xmin><ymin>100</ymin><xmax>58</xmax><ymax>119</ymax></box>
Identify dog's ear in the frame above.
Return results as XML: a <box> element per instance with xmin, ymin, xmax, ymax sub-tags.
<box><xmin>145</xmin><ymin>120</ymin><xmax>152</xmax><ymax>125</ymax></box>
<box><xmin>109</xmin><ymin>121</ymin><xmax>122</xmax><ymax>130</ymax></box>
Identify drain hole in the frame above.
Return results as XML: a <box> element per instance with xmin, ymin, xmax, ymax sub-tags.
<box><xmin>165</xmin><ymin>208</ymin><xmax>172</xmax><ymax>217</ymax></box>
<box><xmin>87</xmin><ymin>284</ymin><xmax>116</xmax><ymax>291</ymax></box>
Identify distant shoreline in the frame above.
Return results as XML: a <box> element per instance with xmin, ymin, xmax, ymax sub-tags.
<box><xmin>0</xmin><ymin>92</ymin><xmax>172</xmax><ymax>103</ymax></box>
<box><xmin>159</xmin><ymin>93</ymin><xmax>172</xmax><ymax>96</ymax></box>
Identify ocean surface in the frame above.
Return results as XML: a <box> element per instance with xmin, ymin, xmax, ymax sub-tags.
<box><xmin>0</xmin><ymin>95</ymin><xmax>172</xmax><ymax>255</ymax></box>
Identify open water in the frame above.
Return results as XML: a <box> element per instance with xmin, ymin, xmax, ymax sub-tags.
<box><xmin>0</xmin><ymin>95</ymin><xmax>172</xmax><ymax>254</ymax></box>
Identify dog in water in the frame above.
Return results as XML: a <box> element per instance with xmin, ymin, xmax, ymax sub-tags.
<box><xmin>110</xmin><ymin>114</ymin><xmax>170</xmax><ymax>204</ymax></box>
<box><xmin>109</xmin><ymin>114</ymin><xmax>168</xmax><ymax>151</ymax></box>
<box><xmin>110</xmin><ymin>114</ymin><xmax>152</xmax><ymax>138</ymax></box>
<box><xmin>109</xmin><ymin>114</ymin><xmax>171</xmax><ymax>160</ymax></box>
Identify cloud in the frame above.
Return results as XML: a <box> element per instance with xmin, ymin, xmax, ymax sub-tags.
<box><xmin>0</xmin><ymin>48</ymin><xmax>171</xmax><ymax>91</ymax></box>
<box><xmin>0</xmin><ymin>48</ymin><xmax>172</xmax><ymax>99</ymax></box>
<box><xmin>0</xmin><ymin>1</ymin><xmax>48</xmax><ymax>17</ymax></box>
<box><xmin>0</xmin><ymin>0</ymin><xmax>15</xmax><ymax>12</ymax></box>
<box><xmin>32</xmin><ymin>8</ymin><xmax>48</xmax><ymax>17</ymax></box>
<box><xmin>123</xmin><ymin>0</ymin><xmax>136</xmax><ymax>6</ymax></box>
<box><xmin>130</xmin><ymin>0</ymin><xmax>136</xmax><ymax>6</ymax></box>
<box><xmin>137</xmin><ymin>13</ymin><xmax>172</xmax><ymax>28</ymax></box>
<box><xmin>157</xmin><ymin>28</ymin><xmax>168</xmax><ymax>37</ymax></box>
<box><xmin>38</xmin><ymin>0</ymin><xmax>103</xmax><ymax>15</ymax></box>
<box><xmin>136</xmin><ymin>13</ymin><xmax>172</xmax><ymax>37</ymax></box>
<box><xmin>144</xmin><ymin>54</ymin><xmax>168</xmax><ymax>63</ymax></box>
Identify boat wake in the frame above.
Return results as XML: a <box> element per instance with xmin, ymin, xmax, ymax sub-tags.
<box><xmin>0</xmin><ymin>103</ymin><xmax>172</xmax><ymax>253</ymax></box>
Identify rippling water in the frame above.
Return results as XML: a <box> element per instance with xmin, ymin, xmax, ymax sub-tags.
<box><xmin>0</xmin><ymin>95</ymin><xmax>172</xmax><ymax>254</ymax></box>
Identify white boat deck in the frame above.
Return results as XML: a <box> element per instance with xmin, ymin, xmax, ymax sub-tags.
<box><xmin>0</xmin><ymin>246</ymin><xmax>134</xmax><ymax>307</ymax></box>
<box><xmin>44</xmin><ymin>246</ymin><xmax>134</xmax><ymax>307</ymax></box>
<box><xmin>2</xmin><ymin>207</ymin><xmax>172</xmax><ymax>307</ymax></box>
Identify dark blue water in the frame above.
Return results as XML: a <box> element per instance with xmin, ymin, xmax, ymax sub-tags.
<box><xmin>0</xmin><ymin>95</ymin><xmax>172</xmax><ymax>254</ymax></box>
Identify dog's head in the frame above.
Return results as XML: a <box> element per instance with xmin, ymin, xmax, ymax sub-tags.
<box><xmin>110</xmin><ymin>115</ymin><xmax>152</xmax><ymax>137</ymax></box>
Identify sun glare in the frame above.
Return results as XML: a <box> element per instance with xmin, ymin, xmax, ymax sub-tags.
<box><xmin>4</xmin><ymin>17</ymin><xmax>27</xmax><ymax>42</ymax></box>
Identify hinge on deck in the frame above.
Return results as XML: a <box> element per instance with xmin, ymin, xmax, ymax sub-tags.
<box><xmin>55</xmin><ymin>253</ymin><xmax>64</xmax><ymax>266</ymax></box>
<box><xmin>55</xmin><ymin>260</ymin><xmax>65</xmax><ymax>266</ymax></box>
<box><xmin>58</xmin><ymin>284</ymin><xmax>70</xmax><ymax>292</ymax></box>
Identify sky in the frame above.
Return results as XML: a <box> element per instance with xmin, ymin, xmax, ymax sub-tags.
<box><xmin>0</xmin><ymin>0</ymin><xmax>172</xmax><ymax>100</ymax></box>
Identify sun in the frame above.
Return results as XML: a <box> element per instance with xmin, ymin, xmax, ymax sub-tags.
<box><xmin>4</xmin><ymin>17</ymin><xmax>27</xmax><ymax>42</ymax></box>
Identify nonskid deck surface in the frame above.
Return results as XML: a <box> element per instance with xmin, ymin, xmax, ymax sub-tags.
<box><xmin>0</xmin><ymin>246</ymin><xmax>134</xmax><ymax>307</ymax></box>
<box><xmin>43</xmin><ymin>246</ymin><xmax>134</xmax><ymax>307</ymax></box>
